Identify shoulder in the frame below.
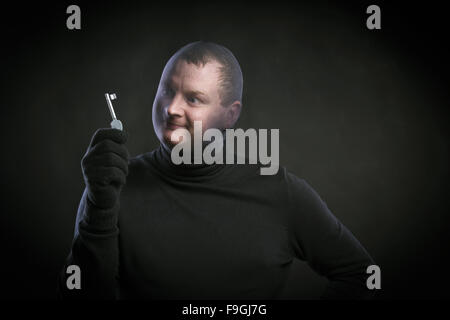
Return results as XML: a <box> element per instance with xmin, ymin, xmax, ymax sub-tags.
<box><xmin>283</xmin><ymin>171</ymin><xmax>337</xmax><ymax>232</ymax></box>
<box><xmin>283</xmin><ymin>170</ymin><xmax>328</xmax><ymax>212</ymax></box>
<box><xmin>284</xmin><ymin>170</ymin><xmax>309</xmax><ymax>195</ymax></box>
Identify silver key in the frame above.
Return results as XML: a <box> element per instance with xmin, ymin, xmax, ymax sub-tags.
<box><xmin>105</xmin><ymin>93</ymin><xmax>123</xmax><ymax>131</ymax></box>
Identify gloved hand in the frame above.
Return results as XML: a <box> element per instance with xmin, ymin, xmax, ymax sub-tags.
<box><xmin>81</xmin><ymin>128</ymin><xmax>129</xmax><ymax>209</ymax></box>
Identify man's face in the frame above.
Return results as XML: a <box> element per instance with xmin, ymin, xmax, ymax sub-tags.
<box><xmin>152</xmin><ymin>58</ymin><xmax>230</xmax><ymax>149</ymax></box>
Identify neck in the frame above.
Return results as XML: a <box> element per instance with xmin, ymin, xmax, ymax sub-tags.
<box><xmin>155</xmin><ymin>138</ymin><xmax>227</xmax><ymax>178</ymax></box>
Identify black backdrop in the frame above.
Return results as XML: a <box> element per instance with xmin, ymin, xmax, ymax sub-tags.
<box><xmin>1</xmin><ymin>0</ymin><xmax>449</xmax><ymax>299</ymax></box>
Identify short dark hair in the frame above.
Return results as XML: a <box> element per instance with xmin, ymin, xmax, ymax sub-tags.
<box><xmin>172</xmin><ymin>41</ymin><xmax>243</xmax><ymax>107</ymax></box>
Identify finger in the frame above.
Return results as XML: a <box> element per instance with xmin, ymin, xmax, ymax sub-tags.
<box><xmin>85</xmin><ymin>166</ymin><xmax>126</xmax><ymax>186</ymax></box>
<box><xmin>88</xmin><ymin>139</ymin><xmax>130</xmax><ymax>162</ymax></box>
<box><xmin>88</xmin><ymin>152</ymin><xmax>129</xmax><ymax>176</ymax></box>
<box><xmin>89</xmin><ymin>128</ymin><xmax>128</xmax><ymax>147</ymax></box>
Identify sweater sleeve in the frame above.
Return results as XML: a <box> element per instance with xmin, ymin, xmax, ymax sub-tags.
<box><xmin>286</xmin><ymin>172</ymin><xmax>376</xmax><ymax>299</ymax></box>
<box><xmin>57</xmin><ymin>187</ymin><xmax>120</xmax><ymax>299</ymax></box>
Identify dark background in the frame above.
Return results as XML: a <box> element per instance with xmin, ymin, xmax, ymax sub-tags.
<box><xmin>1</xmin><ymin>0</ymin><xmax>449</xmax><ymax>299</ymax></box>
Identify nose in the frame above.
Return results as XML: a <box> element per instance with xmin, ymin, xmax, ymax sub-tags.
<box><xmin>166</xmin><ymin>95</ymin><xmax>185</xmax><ymax>118</ymax></box>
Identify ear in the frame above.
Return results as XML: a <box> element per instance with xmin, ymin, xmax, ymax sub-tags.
<box><xmin>225</xmin><ymin>100</ymin><xmax>242</xmax><ymax>128</ymax></box>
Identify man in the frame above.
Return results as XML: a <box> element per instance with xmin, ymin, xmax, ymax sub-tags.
<box><xmin>58</xmin><ymin>41</ymin><xmax>376</xmax><ymax>299</ymax></box>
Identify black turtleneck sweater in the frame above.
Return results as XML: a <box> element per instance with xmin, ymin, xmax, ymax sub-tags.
<box><xmin>58</xmin><ymin>145</ymin><xmax>376</xmax><ymax>299</ymax></box>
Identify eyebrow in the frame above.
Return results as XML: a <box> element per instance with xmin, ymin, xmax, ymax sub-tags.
<box><xmin>186</xmin><ymin>90</ymin><xmax>207</xmax><ymax>97</ymax></box>
<box><xmin>162</xmin><ymin>80</ymin><xmax>208</xmax><ymax>99</ymax></box>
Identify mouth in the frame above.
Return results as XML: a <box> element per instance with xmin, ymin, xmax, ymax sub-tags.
<box><xmin>166</xmin><ymin>121</ymin><xmax>185</xmax><ymax>130</ymax></box>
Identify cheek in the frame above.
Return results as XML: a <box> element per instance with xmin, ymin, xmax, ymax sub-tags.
<box><xmin>189</xmin><ymin>109</ymin><xmax>225</xmax><ymax>131</ymax></box>
<box><xmin>153</xmin><ymin>99</ymin><xmax>164</xmax><ymax>120</ymax></box>
<box><xmin>152</xmin><ymin>100</ymin><xmax>165</xmax><ymax>133</ymax></box>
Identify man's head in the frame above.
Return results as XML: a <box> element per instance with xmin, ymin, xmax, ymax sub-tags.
<box><xmin>152</xmin><ymin>41</ymin><xmax>243</xmax><ymax>149</ymax></box>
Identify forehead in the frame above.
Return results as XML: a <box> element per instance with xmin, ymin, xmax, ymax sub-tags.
<box><xmin>162</xmin><ymin>58</ymin><xmax>222</xmax><ymax>89</ymax></box>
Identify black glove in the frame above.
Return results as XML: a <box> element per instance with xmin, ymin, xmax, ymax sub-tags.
<box><xmin>81</xmin><ymin>128</ymin><xmax>129</xmax><ymax>210</ymax></box>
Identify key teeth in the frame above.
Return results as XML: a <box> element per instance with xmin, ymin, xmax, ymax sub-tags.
<box><xmin>110</xmin><ymin>93</ymin><xmax>117</xmax><ymax>100</ymax></box>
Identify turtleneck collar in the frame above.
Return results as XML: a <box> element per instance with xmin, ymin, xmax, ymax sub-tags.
<box><xmin>149</xmin><ymin>142</ymin><xmax>228</xmax><ymax>180</ymax></box>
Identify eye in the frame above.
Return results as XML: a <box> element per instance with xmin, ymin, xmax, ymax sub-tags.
<box><xmin>187</xmin><ymin>96</ymin><xmax>199</xmax><ymax>104</ymax></box>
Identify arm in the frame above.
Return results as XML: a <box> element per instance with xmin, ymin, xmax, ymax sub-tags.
<box><xmin>57</xmin><ymin>188</ymin><xmax>120</xmax><ymax>299</ymax></box>
<box><xmin>57</xmin><ymin>128</ymin><xmax>129</xmax><ymax>299</ymax></box>
<box><xmin>286</xmin><ymin>173</ymin><xmax>376</xmax><ymax>299</ymax></box>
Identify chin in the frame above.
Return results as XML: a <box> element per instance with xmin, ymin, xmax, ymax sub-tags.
<box><xmin>163</xmin><ymin>131</ymin><xmax>182</xmax><ymax>150</ymax></box>
<box><xmin>165</xmin><ymin>127</ymin><xmax>191</xmax><ymax>145</ymax></box>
